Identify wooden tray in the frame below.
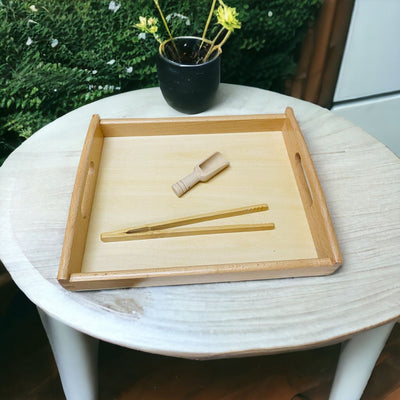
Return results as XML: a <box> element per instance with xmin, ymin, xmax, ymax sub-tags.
<box><xmin>58</xmin><ymin>107</ymin><xmax>342</xmax><ymax>291</ymax></box>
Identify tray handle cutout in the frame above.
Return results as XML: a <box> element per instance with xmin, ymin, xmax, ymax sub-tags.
<box><xmin>58</xmin><ymin>115</ymin><xmax>104</xmax><ymax>285</ymax></box>
<box><xmin>294</xmin><ymin>152</ymin><xmax>313</xmax><ymax>208</ymax></box>
<box><xmin>81</xmin><ymin>161</ymin><xmax>96</xmax><ymax>219</ymax></box>
<box><xmin>283</xmin><ymin>107</ymin><xmax>342</xmax><ymax>266</ymax></box>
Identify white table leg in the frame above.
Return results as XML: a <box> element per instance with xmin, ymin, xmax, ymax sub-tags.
<box><xmin>329</xmin><ymin>321</ymin><xmax>396</xmax><ymax>400</ymax></box>
<box><xmin>37</xmin><ymin>307</ymin><xmax>99</xmax><ymax>400</ymax></box>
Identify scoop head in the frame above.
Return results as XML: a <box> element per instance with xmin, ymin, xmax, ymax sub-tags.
<box><xmin>197</xmin><ymin>152</ymin><xmax>230</xmax><ymax>181</ymax></box>
<box><xmin>172</xmin><ymin>152</ymin><xmax>230</xmax><ymax>197</ymax></box>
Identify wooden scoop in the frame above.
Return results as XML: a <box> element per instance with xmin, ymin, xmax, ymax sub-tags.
<box><xmin>172</xmin><ymin>152</ymin><xmax>229</xmax><ymax>197</ymax></box>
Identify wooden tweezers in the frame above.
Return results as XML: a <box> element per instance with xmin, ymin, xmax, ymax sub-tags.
<box><xmin>101</xmin><ymin>203</ymin><xmax>274</xmax><ymax>242</ymax></box>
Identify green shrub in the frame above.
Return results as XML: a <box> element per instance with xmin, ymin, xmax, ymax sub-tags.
<box><xmin>0</xmin><ymin>0</ymin><xmax>321</xmax><ymax>165</ymax></box>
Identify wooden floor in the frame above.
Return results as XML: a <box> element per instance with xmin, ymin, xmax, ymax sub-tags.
<box><xmin>1</xmin><ymin>280</ymin><xmax>399</xmax><ymax>400</ymax></box>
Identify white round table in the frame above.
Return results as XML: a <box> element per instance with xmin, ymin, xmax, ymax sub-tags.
<box><xmin>1</xmin><ymin>84</ymin><xmax>399</xmax><ymax>400</ymax></box>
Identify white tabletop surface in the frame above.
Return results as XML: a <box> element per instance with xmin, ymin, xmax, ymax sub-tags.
<box><xmin>1</xmin><ymin>84</ymin><xmax>399</xmax><ymax>358</ymax></box>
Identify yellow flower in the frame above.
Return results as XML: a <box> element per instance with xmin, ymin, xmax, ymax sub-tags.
<box><xmin>149</xmin><ymin>25</ymin><xmax>158</xmax><ymax>34</ymax></box>
<box><xmin>135</xmin><ymin>16</ymin><xmax>158</xmax><ymax>35</ymax></box>
<box><xmin>147</xmin><ymin>17</ymin><xmax>158</xmax><ymax>34</ymax></box>
<box><xmin>215</xmin><ymin>0</ymin><xmax>241</xmax><ymax>32</ymax></box>
<box><xmin>135</xmin><ymin>16</ymin><xmax>161</xmax><ymax>42</ymax></box>
<box><xmin>136</xmin><ymin>16</ymin><xmax>147</xmax><ymax>31</ymax></box>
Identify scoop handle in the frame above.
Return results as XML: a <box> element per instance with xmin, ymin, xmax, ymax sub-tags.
<box><xmin>172</xmin><ymin>170</ymin><xmax>200</xmax><ymax>197</ymax></box>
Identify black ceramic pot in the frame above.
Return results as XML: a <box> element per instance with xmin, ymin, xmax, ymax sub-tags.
<box><xmin>156</xmin><ymin>36</ymin><xmax>221</xmax><ymax>114</ymax></box>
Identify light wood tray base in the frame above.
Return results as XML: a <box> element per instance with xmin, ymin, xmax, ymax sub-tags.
<box><xmin>57</xmin><ymin>108</ymin><xmax>342</xmax><ymax>290</ymax></box>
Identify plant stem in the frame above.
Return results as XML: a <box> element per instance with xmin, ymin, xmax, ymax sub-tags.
<box><xmin>153</xmin><ymin>0</ymin><xmax>180</xmax><ymax>60</ymax></box>
<box><xmin>201</xmin><ymin>0</ymin><xmax>217</xmax><ymax>47</ymax></box>
<box><xmin>215</xmin><ymin>30</ymin><xmax>231</xmax><ymax>49</ymax></box>
<box><xmin>203</xmin><ymin>27</ymin><xmax>228</xmax><ymax>62</ymax></box>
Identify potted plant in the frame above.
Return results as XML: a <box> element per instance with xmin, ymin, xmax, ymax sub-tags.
<box><xmin>136</xmin><ymin>0</ymin><xmax>241</xmax><ymax>114</ymax></box>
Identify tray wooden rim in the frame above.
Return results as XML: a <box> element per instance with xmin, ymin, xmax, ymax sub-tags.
<box><xmin>57</xmin><ymin>107</ymin><xmax>342</xmax><ymax>290</ymax></box>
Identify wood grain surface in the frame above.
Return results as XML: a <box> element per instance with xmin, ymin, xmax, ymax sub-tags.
<box><xmin>0</xmin><ymin>84</ymin><xmax>399</xmax><ymax>358</ymax></box>
<box><xmin>83</xmin><ymin>128</ymin><xmax>315</xmax><ymax>273</ymax></box>
<box><xmin>59</xmin><ymin>109</ymin><xmax>340</xmax><ymax>289</ymax></box>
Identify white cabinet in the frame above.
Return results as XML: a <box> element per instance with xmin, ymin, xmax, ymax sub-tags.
<box><xmin>331</xmin><ymin>0</ymin><xmax>400</xmax><ymax>156</ymax></box>
<box><xmin>333</xmin><ymin>93</ymin><xmax>400</xmax><ymax>155</ymax></box>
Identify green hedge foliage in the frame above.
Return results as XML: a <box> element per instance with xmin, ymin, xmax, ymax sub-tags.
<box><xmin>0</xmin><ymin>0</ymin><xmax>321</xmax><ymax>164</ymax></box>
